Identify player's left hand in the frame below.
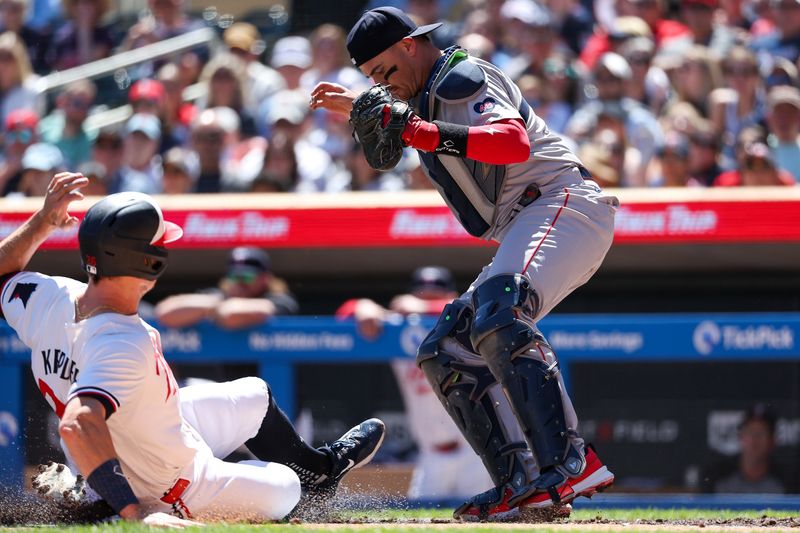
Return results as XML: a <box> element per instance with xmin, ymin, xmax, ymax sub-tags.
<box><xmin>142</xmin><ymin>511</ymin><xmax>204</xmax><ymax>529</ymax></box>
<box><xmin>40</xmin><ymin>172</ymin><xmax>89</xmax><ymax>229</ymax></box>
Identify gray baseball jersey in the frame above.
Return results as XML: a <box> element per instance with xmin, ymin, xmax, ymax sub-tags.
<box><xmin>412</xmin><ymin>47</ymin><xmax>584</xmax><ymax>241</ymax></box>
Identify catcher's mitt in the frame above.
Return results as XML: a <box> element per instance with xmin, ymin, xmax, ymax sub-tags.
<box><xmin>350</xmin><ymin>84</ymin><xmax>413</xmax><ymax>171</ymax></box>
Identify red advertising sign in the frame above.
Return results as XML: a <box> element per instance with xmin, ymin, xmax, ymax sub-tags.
<box><xmin>1</xmin><ymin>196</ymin><xmax>798</xmax><ymax>249</ymax></box>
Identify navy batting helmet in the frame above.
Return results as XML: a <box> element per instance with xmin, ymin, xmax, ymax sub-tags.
<box><xmin>78</xmin><ymin>192</ymin><xmax>183</xmax><ymax>280</ymax></box>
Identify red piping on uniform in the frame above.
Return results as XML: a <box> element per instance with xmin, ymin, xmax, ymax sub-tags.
<box><xmin>523</xmin><ymin>188</ymin><xmax>570</xmax><ymax>273</ymax></box>
<box><xmin>536</xmin><ymin>343</ymin><xmax>548</xmax><ymax>362</ymax></box>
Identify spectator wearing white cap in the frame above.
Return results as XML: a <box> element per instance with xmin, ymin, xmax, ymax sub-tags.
<box><xmin>566</xmin><ymin>52</ymin><xmax>664</xmax><ymax>185</ymax></box>
<box><xmin>161</xmin><ymin>146</ymin><xmax>200</xmax><ymax>194</ymax></box>
<box><xmin>116</xmin><ymin>113</ymin><xmax>163</xmax><ymax>194</ymax></box>
<box><xmin>16</xmin><ymin>142</ymin><xmax>64</xmax><ymax>196</ymax></box>
<box><xmin>270</xmin><ymin>35</ymin><xmax>312</xmax><ymax>90</ymax></box>
<box><xmin>766</xmin><ymin>85</ymin><xmax>800</xmax><ymax>181</ymax></box>
<box><xmin>266</xmin><ymin>90</ymin><xmax>334</xmax><ymax>192</ymax></box>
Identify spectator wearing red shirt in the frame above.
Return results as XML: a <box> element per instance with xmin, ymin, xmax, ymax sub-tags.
<box><xmin>713</xmin><ymin>142</ymin><xmax>796</xmax><ymax>185</ymax></box>
<box><xmin>580</xmin><ymin>0</ymin><xmax>691</xmax><ymax>69</ymax></box>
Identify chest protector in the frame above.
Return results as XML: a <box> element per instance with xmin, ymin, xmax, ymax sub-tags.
<box><xmin>415</xmin><ymin>48</ymin><xmax>530</xmax><ymax>239</ymax></box>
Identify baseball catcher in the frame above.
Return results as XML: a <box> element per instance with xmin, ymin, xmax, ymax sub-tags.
<box><xmin>311</xmin><ymin>5</ymin><xmax>618</xmax><ymax>522</ymax></box>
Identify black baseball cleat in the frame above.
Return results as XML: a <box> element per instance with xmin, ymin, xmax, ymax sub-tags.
<box><xmin>310</xmin><ymin>418</ymin><xmax>386</xmax><ymax>496</ymax></box>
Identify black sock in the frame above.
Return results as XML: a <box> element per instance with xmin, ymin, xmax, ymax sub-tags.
<box><xmin>245</xmin><ymin>387</ymin><xmax>332</xmax><ymax>481</ymax></box>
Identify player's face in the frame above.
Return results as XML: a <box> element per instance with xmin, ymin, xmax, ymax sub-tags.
<box><xmin>359</xmin><ymin>40</ymin><xmax>419</xmax><ymax>101</ymax></box>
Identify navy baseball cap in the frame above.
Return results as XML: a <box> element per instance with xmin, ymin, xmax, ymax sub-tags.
<box><xmin>347</xmin><ymin>6</ymin><xmax>442</xmax><ymax>67</ymax></box>
<box><xmin>411</xmin><ymin>266</ymin><xmax>455</xmax><ymax>292</ymax></box>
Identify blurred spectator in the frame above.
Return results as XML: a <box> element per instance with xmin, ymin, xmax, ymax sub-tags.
<box><xmin>38</xmin><ymin>79</ymin><xmax>97</xmax><ymax>168</ymax></box>
<box><xmin>578</xmin><ymin>140</ymin><xmax>622</xmax><ymax>189</ymax></box>
<box><xmin>0</xmin><ymin>31</ymin><xmax>42</xmax><ymax>131</ymax></box>
<box><xmin>75</xmin><ymin>160</ymin><xmax>108</xmax><ymax>195</ymax></box>
<box><xmin>407</xmin><ymin>0</ymin><xmax>461</xmax><ymax>48</ymax></box>
<box><xmin>269</xmin><ymin>35</ymin><xmax>312</xmax><ymax>91</ymax></box>
<box><xmin>687</xmin><ymin>122</ymin><xmax>724</xmax><ymax>185</ymax></box>
<box><xmin>580</xmin><ymin>7</ymin><xmax>689</xmax><ymax>70</ymax></box>
<box><xmin>198</xmin><ymin>53</ymin><xmax>257</xmax><ymax>138</ymax></box>
<box><xmin>620</xmin><ymin>36</ymin><xmax>670</xmax><ymax>113</ymax></box>
<box><xmin>161</xmin><ymin>146</ymin><xmax>199</xmax><ymax>194</ymax></box>
<box><xmin>678</xmin><ymin>0</ymin><xmax>738</xmax><ymax>54</ymax></box>
<box><xmin>456</xmin><ymin>31</ymin><xmax>496</xmax><ymax>60</ymax></box>
<box><xmin>299</xmin><ymin>24</ymin><xmax>366</xmax><ymax>161</ymax></box>
<box><xmin>751</xmin><ymin>0</ymin><xmax>800</xmax><ymax>63</ymax></box>
<box><xmin>702</xmin><ymin>403</ymin><xmax>787</xmax><ymax>493</ymax></box>
<box><xmin>709</xmin><ymin>46</ymin><xmax>766</xmax><ymax>169</ymax></box>
<box><xmin>119</xmin><ymin>0</ymin><xmax>206</xmax><ymax>77</ymax></box>
<box><xmin>0</xmin><ymin>0</ymin><xmax>49</xmax><ymax>73</ymax></box>
<box><xmin>299</xmin><ymin>24</ymin><xmax>364</xmax><ymax>94</ymax></box>
<box><xmin>503</xmin><ymin>2</ymin><xmax>561</xmax><ymax>80</ymax></box>
<box><xmin>335</xmin><ymin>266</ymin><xmax>493</xmax><ymax>499</ymax></box>
<box><xmin>646</xmin><ymin>130</ymin><xmax>699</xmax><ymax>185</ymax></box>
<box><xmin>567</xmin><ymin>53</ymin><xmax>663</xmax><ymax>185</ymax></box>
<box><xmin>116</xmin><ymin>113</ymin><xmax>162</xmax><ymax>193</ymax></box>
<box><xmin>713</xmin><ymin>141</ymin><xmax>796</xmax><ymax>184</ymax></box>
<box><xmin>155</xmin><ymin>247</ymin><xmax>298</xmax><ymax>330</ymax></box>
<box><xmin>46</xmin><ymin>0</ymin><xmax>113</xmax><ymax>71</ymax></box>
<box><xmin>766</xmin><ymin>85</ymin><xmax>800</xmax><ymax>180</ymax></box>
<box><xmin>267</xmin><ymin>90</ymin><xmax>334</xmax><ymax>192</ymax></box>
<box><xmin>156</xmin><ymin>62</ymin><xmax>196</xmax><ymax>147</ymax></box>
<box><xmin>189</xmin><ymin>106</ymin><xmax>265</xmax><ymax>192</ymax></box>
<box><xmin>665</xmin><ymin>45</ymin><xmax>722</xmax><ymax>118</ymax></box>
<box><xmin>190</xmin><ymin>107</ymin><xmax>229</xmax><ymax>192</ymax></box>
<box><xmin>254</xmin><ymin>132</ymin><xmax>299</xmax><ymax>192</ymax></box>
<box><xmin>545</xmin><ymin>0</ymin><xmax>595</xmax><ymax>56</ymax></box>
<box><xmin>90</xmin><ymin>126</ymin><xmax>123</xmax><ymax>192</ymax></box>
<box><xmin>128</xmin><ymin>78</ymin><xmax>183</xmax><ymax>153</ymax></box>
<box><xmin>222</xmin><ymin>22</ymin><xmax>285</xmax><ymax>120</ymax></box>
<box><xmin>0</xmin><ymin>108</ymin><xmax>37</xmax><ymax>194</ymax></box>
<box><xmin>330</xmin><ymin>142</ymin><xmax>407</xmax><ymax>192</ymax></box>
<box><xmin>16</xmin><ymin>142</ymin><xmax>64</xmax><ymax>195</ymax></box>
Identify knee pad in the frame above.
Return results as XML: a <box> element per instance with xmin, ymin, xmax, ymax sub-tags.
<box><xmin>469</xmin><ymin>274</ymin><xmax>572</xmax><ymax>471</ymax></box>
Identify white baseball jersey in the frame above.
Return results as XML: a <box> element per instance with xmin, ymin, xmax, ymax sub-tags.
<box><xmin>0</xmin><ymin>271</ymin><xmax>202</xmax><ymax>500</ymax></box>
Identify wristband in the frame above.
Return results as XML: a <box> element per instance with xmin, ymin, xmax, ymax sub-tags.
<box><xmin>432</xmin><ymin>121</ymin><xmax>468</xmax><ymax>157</ymax></box>
<box><xmin>87</xmin><ymin>459</ymin><xmax>139</xmax><ymax>514</ymax></box>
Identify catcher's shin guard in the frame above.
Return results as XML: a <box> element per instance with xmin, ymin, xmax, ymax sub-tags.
<box><xmin>469</xmin><ymin>274</ymin><xmax>580</xmax><ymax>475</ymax></box>
<box><xmin>417</xmin><ymin>302</ymin><xmax>530</xmax><ymax>491</ymax></box>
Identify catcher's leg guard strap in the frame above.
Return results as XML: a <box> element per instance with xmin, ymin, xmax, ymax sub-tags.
<box><xmin>470</xmin><ymin>274</ymin><xmax>574</xmax><ymax>471</ymax></box>
<box><xmin>416</xmin><ymin>300</ymin><xmax>474</xmax><ymax>366</ymax></box>
<box><xmin>419</xmin><ymin>352</ymin><xmax>529</xmax><ymax>489</ymax></box>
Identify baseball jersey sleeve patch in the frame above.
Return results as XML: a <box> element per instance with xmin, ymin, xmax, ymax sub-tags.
<box><xmin>473</xmin><ymin>97</ymin><xmax>497</xmax><ymax>114</ymax></box>
<box><xmin>7</xmin><ymin>282</ymin><xmax>37</xmax><ymax>308</ymax></box>
<box><xmin>70</xmin><ymin>386</ymin><xmax>121</xmax><ymax>418</ymax></box>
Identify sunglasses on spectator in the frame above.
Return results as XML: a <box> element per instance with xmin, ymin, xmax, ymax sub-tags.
<box><xmin>627</xmin><ymin>54</ymin><xmax>651</xmax><ymax>65</ymax></box>
<box><xmin>724</xmin><ymin>66</ymin><xmax>757</xmax><ymax>77</ymax></box>
<box><xmin>194</xmin><ymin>130</ymin><xmax>224</xmax><ymax>142</ymax></box>
<box><xmin>595</xmin><ymin>74</ymin><xmax>622</xmax><ymax>83</ymax></box>
<box><xmin>745</xmin><ymin>158</ymin><xmax>772</xmax><ymax>171</ymax></box>
<box><xmin>227</xmin><ymin>272</ymin><xmax>258</xmax><ymax>285</ymax></box>
<box><xmin>95</xmin><ymin>138</ymin><xmax>122</xmax><ymax>150</ymax></box>
<box><xmin>67</xmin><ymin>97</ymin><xmax>91</xmax><ymax>109</ymax></box>
<box><xmin>0</xmin><ymin>52</ymin><xmax>14</xmax><ymax>62</ymax></box>
<box><xmin>6</xmin><ymin>128</ymin><xmax>33</xmax><ymax>144</ymax></box>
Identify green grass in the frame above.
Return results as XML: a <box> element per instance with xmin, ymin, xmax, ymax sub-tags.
<box><xmin>4</xmin><ymin>508</ymin><xmax>798</xmax><ymax>533</ymax></box>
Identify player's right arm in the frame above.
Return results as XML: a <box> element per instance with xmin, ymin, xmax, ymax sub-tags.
<box><xmin>309</xmin><ymin>82</ymin><xmax>359</xmax><ymax>116</ymax></box>
<box><xmin>59</xmin><ymin>396</ymin><xmax>201</xmax><ymax>528</ymax></box>
<box><xmin>0</xmin><ymin>173</ymin><xmax>87</xmax><ymax>278</ymax></box>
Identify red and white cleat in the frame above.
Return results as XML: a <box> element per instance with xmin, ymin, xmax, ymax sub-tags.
<box><xmin>520</xmin><ymin>444</ymin><xmax>615</xmax><ymax>509</ymax></box>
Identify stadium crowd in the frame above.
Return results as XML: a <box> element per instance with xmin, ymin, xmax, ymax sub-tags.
<box><xmin>2</xmin><ymin>0</ymin><xmax>800</xmax><ymax>197</ymax></box>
